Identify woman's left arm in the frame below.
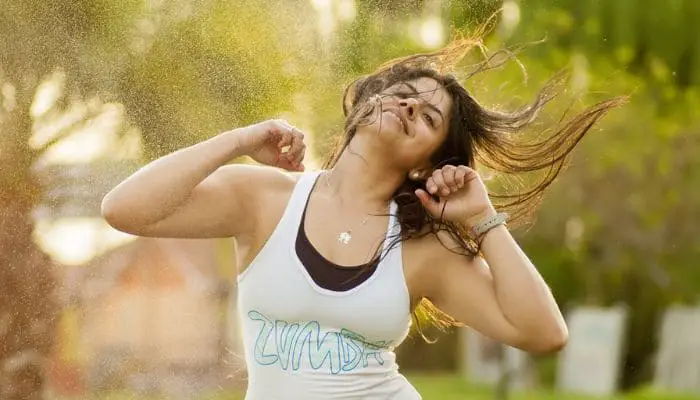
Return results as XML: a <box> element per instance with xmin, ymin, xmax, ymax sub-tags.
<box><xmin>415</xmin><ymin>165</ymin><xmax>568</xmax><ymax>354</ymax></box>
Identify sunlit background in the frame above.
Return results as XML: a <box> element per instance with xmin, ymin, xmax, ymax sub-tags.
<box><xmin>2</xmin><ymin>0</ymin><xmax>700</xmax><ymax>399</ymax></box>
<box><xmin>31</xmin><ymin>0</ymin><xmax>464</xmax><ymax>267</ymax></box>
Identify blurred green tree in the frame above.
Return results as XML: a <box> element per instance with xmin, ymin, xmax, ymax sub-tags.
<box><xmin>501</xmin><ymin>0</ymin><xmax>700</xmax><ymax>388</ymax></box>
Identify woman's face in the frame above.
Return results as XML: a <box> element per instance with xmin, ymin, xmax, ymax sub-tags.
<box><xmin>361</xmin><ymin>77</ymin><xmax>453</xmax><ymax>171</ymax></box>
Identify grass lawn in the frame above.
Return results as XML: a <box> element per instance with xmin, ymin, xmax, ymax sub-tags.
<box><xmin>406</xmin><ymin>374</ymin><xmax>697</xmax><ymax>400</ymax></box>
<box><xmin>53</xmin><ymin>374</ymin><xmax>698</xmax><ymax>400</ymax></box>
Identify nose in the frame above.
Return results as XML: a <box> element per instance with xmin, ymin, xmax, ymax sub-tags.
<box><xmin>398</xmin><ymin>97</ymin><xmax>420</xmax><ymax>120</ymax></box>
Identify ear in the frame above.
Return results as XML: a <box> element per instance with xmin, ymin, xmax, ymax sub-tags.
<box><xmin>408</xmin><ymin>167</ymin><xmax>431</xmax><ymax>181</ymax></box>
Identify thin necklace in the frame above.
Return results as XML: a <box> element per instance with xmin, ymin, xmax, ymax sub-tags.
<box><xmin>323</xmin><ymin>170</ymin><xmax>378</xmax><ymax>245</ymax></box>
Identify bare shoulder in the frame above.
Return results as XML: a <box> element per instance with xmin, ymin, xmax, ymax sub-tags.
<box><xmin>407</xmin><ymin>229</ymin><xmax>469</xmax><ymax>263</ymax></box>
<box><xmin>218</xmin><ymin>163</ymin><xmax>301</xmax><ymax>222</ymax></box>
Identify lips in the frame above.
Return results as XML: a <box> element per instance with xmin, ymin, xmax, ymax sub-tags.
<box><xmin>384</xmin><ymin>109</ymin><xmax>408</xmax><ymax>135</ymax></box>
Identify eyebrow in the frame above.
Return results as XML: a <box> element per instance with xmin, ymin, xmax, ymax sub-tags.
<box><xmin>398</xmin><ymin>82</ymin><xmax>446</xmax><ymax>123</ymax></box>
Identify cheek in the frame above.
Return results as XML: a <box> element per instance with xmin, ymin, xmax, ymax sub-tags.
<box><xmin>415</xmin><ymin>127</ymin><xmax>444</xmax><ymax>154</ymax></box>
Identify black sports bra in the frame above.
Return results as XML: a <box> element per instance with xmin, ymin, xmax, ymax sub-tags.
<box><xmin>295</xmin><ymin>183</ymin><xmax>379</xmax><ymax>292</ymax></box>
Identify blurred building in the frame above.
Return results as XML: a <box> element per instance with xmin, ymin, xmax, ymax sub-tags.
<box><xmin>57</xmin><ymin>237</ymin><xmax>242</xmax><ymax>398</ymax></box>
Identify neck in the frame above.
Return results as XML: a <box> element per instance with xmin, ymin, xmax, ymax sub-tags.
<box><xmin>322</xmin><ymin>137</ymin><xmax>406</xmax><ymax>210</ymax></box>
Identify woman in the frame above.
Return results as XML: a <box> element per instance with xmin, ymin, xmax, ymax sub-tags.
<box><xmin>102</xmin><ymin>37</ymin><xmax>623</xmax><ymax>399</ymax></box>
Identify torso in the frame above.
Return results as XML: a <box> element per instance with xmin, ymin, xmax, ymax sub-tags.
<box><xmin>235</xmin><ymin>170</ymin><xmax>424</xmax><ymax>399</ymax></box>
<box><xmin>235</xmin><ymin>171</ymin><xmax>434</xmax><ymax>311</ymax></box>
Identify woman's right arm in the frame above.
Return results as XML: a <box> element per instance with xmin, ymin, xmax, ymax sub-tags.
<box><xmin>101</xmin><ymin>119</ymin><xmax>306</xmax><ymax>239</ymax></box>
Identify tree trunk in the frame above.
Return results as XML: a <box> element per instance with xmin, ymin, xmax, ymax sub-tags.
<box><xmin>0</xmin><ymin>97</ymin><xmax>59</xmax><ymax>399</ymax></box>
<box><xmin>0</xmin><ymin>203</ymin><xmax>58</xmax><ymax>399</ymax></box>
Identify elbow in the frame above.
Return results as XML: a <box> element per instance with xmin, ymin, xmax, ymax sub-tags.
<box><xmin>540</xmin><ymin>330</ymin><xmax>569</xmax><ymax>354</ymax></box>
<box><xmin>527</xmin><ymin>325</ymin><xmax>569</xmax><ymax>354</ymax></box>
<box><xmin>101</xmin><ymin>199</ymin><xmax>123</xmax><ymax>232</ymax></box>
<box><xmin>101</xmin><ymin>193</ymin><xmax>120</xmax><ymax>224</ymax></box>
<box><xmin>101</xmin><ymin>194</ymin><xmax>137</xmax><ymax>234</ymax></box>
<box><xmin>101</xmin><ymin>195</ymin><xmax>116</xmax><ymax>223</ymax></box>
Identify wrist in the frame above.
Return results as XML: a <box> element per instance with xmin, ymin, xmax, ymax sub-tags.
<box><xmin>465</xmin><ymin>209</ymin><xmax>508</xmax><ymax>243</ymax></box>
<box><xmin>463</xmin><ymin>207</ymin><xmax>498</xmax><ymax>228</ymax></box>
<box><xmin>480</xmin><ymin>223</ymin><xmax>508</xmax><ymax>245</ymax></box>
<box><xmin>220</xmin><ymin>129</ymin><xmax>249</xmax><ymax>159</ymax></box>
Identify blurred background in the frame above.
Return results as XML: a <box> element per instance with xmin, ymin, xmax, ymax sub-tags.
<box><xmin>1</xmin><ymin>0</ymin><xmax>699</xmax><ymax>399</ymax></box>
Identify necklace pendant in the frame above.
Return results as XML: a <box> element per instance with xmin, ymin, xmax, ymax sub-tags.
<box><xmin>338</xmin><ymin>231</ymin><xmax>352</xmax><ymax>245</ymax></box>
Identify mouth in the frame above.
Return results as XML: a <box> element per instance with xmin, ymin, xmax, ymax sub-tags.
<box><xmin>384</xmin><ymin>109</ymin><xmax>408</xmax><ymax>136</ymax></box>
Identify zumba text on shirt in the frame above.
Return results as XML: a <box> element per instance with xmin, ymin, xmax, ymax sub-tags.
<box><xmin>248</xmin><ymin>310</ymin><xmax>393</xmax><ymax>374</ymax></box>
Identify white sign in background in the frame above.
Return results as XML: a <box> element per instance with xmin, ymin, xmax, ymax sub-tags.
<box><xmin>556</xmin><ymin>305</ymin><xmax>628</xmax><ymax>396</ymax></box>
<box><xmin>654</xmin><ymin>306</ymin><xmax>700</xmax><ymax>394</ymax></box>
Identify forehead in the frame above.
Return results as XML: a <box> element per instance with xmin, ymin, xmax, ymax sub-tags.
<box><xmin>389</xmin><ymin>77</ymin><xmax>452</xmax><ymax>116</ymax></box>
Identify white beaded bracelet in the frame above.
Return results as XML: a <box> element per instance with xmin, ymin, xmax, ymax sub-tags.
<box><xmin>469</xmin><ymin>212</ymin><xmax>509</xmax><ymax>239</ymax></box>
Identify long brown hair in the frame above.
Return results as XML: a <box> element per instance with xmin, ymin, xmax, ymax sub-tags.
<box><xmin>323</xmin><ymin>30</ymin><xmax>627</xmax><ymax>339</ymax></box>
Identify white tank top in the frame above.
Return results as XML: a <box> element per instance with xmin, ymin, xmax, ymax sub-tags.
<box><xmin>237</xmin><ymin>170</ymin><xmax>421</xmax><ymax>399</ymax></box>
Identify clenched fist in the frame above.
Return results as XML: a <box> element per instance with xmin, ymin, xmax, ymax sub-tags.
<box><xmin>233</xmin><ymin>119</ymin><xmax>307</xmax><ymax>172</ymax></box>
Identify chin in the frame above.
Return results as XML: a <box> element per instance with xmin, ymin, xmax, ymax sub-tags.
<box><xmin>357</xmin><ymin>122</ymin><xmax>405</xmax><ymax>144</ymax></box>
<box><xmin>377</xmin><ymin>119</ymin><xmax>407</xmax><ymax>136</ymax></box>
<box><xmin>379</xmin><ymin>127</ymin><xmax>405</xmax><ymax>137</ymax></box>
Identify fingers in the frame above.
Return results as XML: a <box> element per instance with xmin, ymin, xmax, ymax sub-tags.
<box><xmin>414</xmin><ymin>188</ymin><xmax>440</xmax><ymax>214</ymax></box>
<box><xmin>272</xmin><ymin>120</ymin><xmax>306</xmax><ymax>171</ymax></box>
<box><xmin>441</xmin><ymin>165</ymin><xmax>459</xmax><ymax>192</ymax></box>
<box><xmin>426</xmin><ymin>165</ymin><xmax>474</xmax><ymax>197</ymax></box>
<box><xmin>273</xmin><ymin>119</ymin><xmax>294</xmax><ymax>150</ymax></box>
<box><xmin>286</xmin><ymin>128</ymin><xmax>306</xmax><ymax>166</ymax></box>
<box><xmin>454</xmin><ymin>166</ymin><xmax>468</xmax><ymax>188</ymax></box>
<box><xmin>428</xmin><ymin>169</ymin><xmax>448</xmax><ymax>196</ymax></box>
